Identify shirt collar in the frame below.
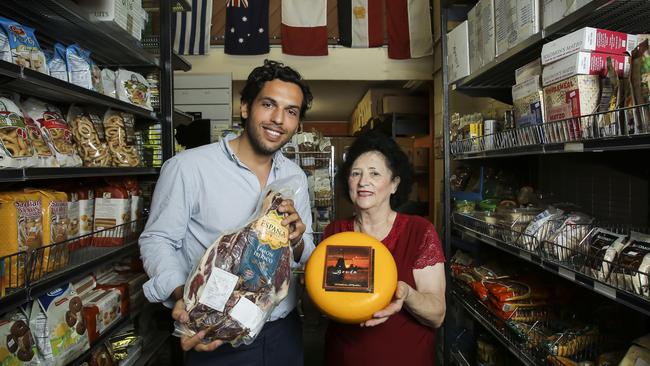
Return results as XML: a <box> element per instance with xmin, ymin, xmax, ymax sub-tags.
<box><xmin>221</xmin><ymin>133</ymin><xmax>286</xmax><ymax>170</ymax></box>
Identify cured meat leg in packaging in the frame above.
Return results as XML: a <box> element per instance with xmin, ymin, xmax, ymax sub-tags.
<box><xmin>176</xmin><ymin>180</ymin><xmax>298</xmax><ymax>346</ymax></box>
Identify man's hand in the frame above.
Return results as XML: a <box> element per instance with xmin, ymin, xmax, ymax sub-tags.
<box><xmin>278</xmin><ymin>199</ymin><xmax>306</xmax><ymax>246</ymax></box>
<box><xmin>361</xmin><ymin>281</ymin><xmax>410</xmax><ymax>327</ymax></box>
<box><xmin>172</xmin><ymin>298</ymin><xmax>223</xmax><ymax>352</ymax></box>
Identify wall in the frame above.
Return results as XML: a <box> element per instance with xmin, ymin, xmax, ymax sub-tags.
<box><xmin>180</xmin><ymin>46</ymin><xmax>434</xmax><ymax>81</ymax></box>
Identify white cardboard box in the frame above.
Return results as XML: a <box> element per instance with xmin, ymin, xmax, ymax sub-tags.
<box><xmin>81</xmin><ymin>0</ymin><xmax>144</xmax><ymax>39</ymax></box>
<box><xmin>447</xmin><ymin>21</ymin><xmax>470</xmax><ymax>83</ymax></box>
<box><xmin>512</xmin><ymin>76</ymin><xmax>545</xmax><ymax>127</ymax></box>
<box><xmin>541</xmin><ymin>27</ymin><xmax>637</xmax><ymax>65</ymax></box>
<box><xmin>495</xmin><ymin>0</ymin><xmax>539</xmax><ymax>56</ymax></box>
<box><xmin>542</xmin><ymin>0</ymin><xmax>590</xmax><ymax>29</ymax></box>
<box><xmin>515</xmin><ymin>58</ymin><xmax>542</xmax><ymax>84</ymax></box>
<box><xmin>468</xmin><ymin>0</ymin><xmax>496</xmax><ymax>73</ymax></box>
<box><xmin>542</xmin><ymin>52</ymin><xmax>630</xmax><ymax>86</ymax></box>
<box><xmin>543</xmin><ymin>74</ymin><xmax>600</xmax><ymax>122</ymax></box>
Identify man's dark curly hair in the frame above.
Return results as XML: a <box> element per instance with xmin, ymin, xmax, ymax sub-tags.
<box><xmin>338</xmin><ymin>131</ymin><xmax>413</xmax><ymax>210</ymax></box>
<box><xmin>240</xmin><ymin>59</ymin><xmax>313</xmax><ymax>122</ymax></box>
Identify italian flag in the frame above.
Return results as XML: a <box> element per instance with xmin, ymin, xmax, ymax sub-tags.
<box><xmin>387</xmin><ymin>0</ymin><xmax>433</xmax><ymax>59</ymax></box>
<box><xmin>338</xmin><ymin>0</ymin><xmax>384</xmax><ymax>48</ymax></box>
<box><xmin>281</xmin><ymin>0</ymin><xmax>328</xmax><ymax>56</ymax></box>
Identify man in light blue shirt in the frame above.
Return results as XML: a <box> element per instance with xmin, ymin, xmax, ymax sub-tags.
<box><xmin>139</xmin><ymin>60</ymin><xmax>315</xmax><ymax>366</ymax></box>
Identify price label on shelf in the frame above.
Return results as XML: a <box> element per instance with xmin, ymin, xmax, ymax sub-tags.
<box><xmin>593</xmin><ymin>282</ymin><xmax>616</xmax><ymax>299</ymax></box>
<box><xmin>558</xmin><ymin>267</ymin><xmax>575</xmax><ymax>281</ymax></box>
<box><xmin>564</xmin><ymin>143</ymin><xmax>584</xmax><ymax>152</ymax></box>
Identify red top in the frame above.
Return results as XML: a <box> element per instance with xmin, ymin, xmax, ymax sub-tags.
<box><xmin>322</xmin><ymin>213</ymin><xmax>445</xmax><ymax>366</ymax></box>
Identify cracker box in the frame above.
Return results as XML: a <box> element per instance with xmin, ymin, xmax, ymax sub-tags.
<box><xmin>0</xmin><ymin>312</ymin><xmax>41</xmax><ymax>365</ymax></box>
<box><xmin>541</xmin><ymin>27</ymin><xmax>637</xmax><ymax>65</ymax></box>
<box><xmin>512</xmin><ymin>76</ymin><xmax>545</xmax><ymax>128</ymax></box>
<box><xmin>447</xmin><ymin>21</ymin><xmax>470</xmax><ymax>83</ymax></box>
<box><xmin>30</xmin><ymin>283</ymin><xmax>90</xmax><ymax>366</ymax></box>
<box><xmin>80</xmin><ymin>289</ymin><xmax>122</xmax><ymax>344</ymax></box>
<box><xmin>543</xmin><ymin>75</ymin><xmax>600</xmax><ymax>140</ymax></box>
<box><xmin>542</xmin><ymin>52</ymin><xmax>630</xmax><ymax>86</ymax></box>
<box><xmin>468</xmin><ymin>0</ymin><xmax>496</xmax><ymax>72</ymax></box>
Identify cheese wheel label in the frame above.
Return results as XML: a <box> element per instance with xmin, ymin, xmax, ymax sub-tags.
<box><xmin>323</xmin><ymin>246</ymin><xmax>375</xmax><ymax>293</ymax></box>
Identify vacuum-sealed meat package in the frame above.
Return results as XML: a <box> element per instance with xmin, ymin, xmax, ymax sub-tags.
<box><xmin>175</xmin><ymin>176</ymin><xmax>301</xmax><ymax>346</ymax></box>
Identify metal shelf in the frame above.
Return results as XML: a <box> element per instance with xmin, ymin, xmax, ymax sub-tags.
<box><xmin>450</xmin><ymin>284</ymin><xmax>545</xmax><ymax>366</ymax></box>
<box><xmin>0</xmin><ymin>167</ymin><xmax>159</xmax><ymax>183</ymax></box>
<box><xmin>173</xmin><ymin>53</ymin><xmax>192</xmax><ymax>72</ymax></box>
<box><xmin>450</xmin><ymin>349</ymin><xmax>472</xmax><ymax>366</ymax></box>
<box><xmin>0</xmin><ymin>61</ymin><xmax>158</xmax><ymax>119</ymax></box>
<box><xmin>173</xmin><ymin>108</ymin><xmax>194</xmax><ymax>125</ymax></box>
<box><xmin>0</xmin><ymin>0</ymin><xmax>159</xmax><ymax>68</ymax></box>
<box><xmin>450</xmin><ymin>0</ymin><xmax>650</xmax><ymax>94</ymax></box>
<box><xmin>452</xmin><ymin>213</ymin><xmax>650</xmax><ymax>317</ymax></box>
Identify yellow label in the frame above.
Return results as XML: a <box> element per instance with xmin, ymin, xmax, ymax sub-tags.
<box><xmin>353</xmin><ymin>6</ymin><xmax>366</xmax><ymax>19</ymax></box>
<box><xmin>254</xmin><ymin>210</ymin><xmax>289</xmax><ymax>250</ymax></box>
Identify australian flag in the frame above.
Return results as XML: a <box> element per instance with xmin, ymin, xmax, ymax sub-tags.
<box><xmin>225</xmin><ymin>0</ymin><xmax>270</xmax><ymax>55</ymax></box>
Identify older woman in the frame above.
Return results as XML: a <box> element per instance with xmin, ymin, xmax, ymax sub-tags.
<box><xmin>322</xmin><ymin>132</ymin><xmax>446</xmax><ymax>366</ymax></box>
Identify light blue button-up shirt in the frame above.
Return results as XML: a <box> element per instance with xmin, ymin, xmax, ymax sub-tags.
<box><xmin>139</xmin><ymin>134</ymin><xmax>314</xmax><ymax>321</ymax></box>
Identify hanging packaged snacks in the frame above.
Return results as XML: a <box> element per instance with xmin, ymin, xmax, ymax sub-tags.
<box><xmin>66</xmin><ymin>44</ymin><xmax>93</xmax><ymax>90</ymax></box>
<box><xmin>0</xmin><ymin>26</ymin><xmax>11</xmax><ymax>63</ymax></box>
<box><xmin>116</xmin><ymin>69</ymin><xmax>152</xmax><ymax>110</ymax></box>
<box><xmin>101</xmin><ymin>69</ymin><xmax>117</xmax><ymax>98</ymax></box>
<box><xmin>103</xmin><ymin>109</ymin><xmax>141</xmax><ymax>167</ymax></box>
<box><xmin>47</xmin><ymin>43</ymin><xmax>68</xmax><ymax>82</ymax></box>
<box><xmin>23</xmin><ymin>97</ymin><xmax>82</xmax><ymax>167</ymax></box>
<box><xmin>20</xmin><ymin>104</ymin><xmax>58</xmax><ymax>168</ymax></box>
<box><xmin>0</xmin><ymin>17</ymin><xmax>48</xmax><ymax>74</ymax></box>
<box><xmin>67</xmin><ymin>105</ymin><xmax>111</xmax><ymax>167</ymax></box>
<box><xmin>0</xmin><ymin>97</ymin><xmax>36</xmax><ymax>168</ymax></box>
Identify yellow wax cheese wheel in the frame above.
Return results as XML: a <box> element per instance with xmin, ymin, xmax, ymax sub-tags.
<box><xmin>305</xmin><ymin>231</ymin><xmax>398</xmax><ymax>324</ymax></box>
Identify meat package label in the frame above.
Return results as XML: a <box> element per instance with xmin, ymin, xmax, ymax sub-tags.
<box><xmin>230</xmin><ymin>297</ymin><xmax>264</xmax><ymax>336</ymax></box>
<box><xmin>253</xmin><ymin>210</ymin><xmax>289</xmax><ymax>250</ymax></box>
<box><xmin>198</xmin><ymin>267</ymin><xmax>238</xmax><ymax>312</ymax></box>
<box><xmin>239</xmin><ymin>230</ymin><xmax>286</xmax><ymax>291</ymax></box>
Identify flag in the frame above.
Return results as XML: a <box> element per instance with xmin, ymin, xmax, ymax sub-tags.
<box><xmin>225</xmin><ymin>0</ymin><xmax>270</xmax><ymax>55</ymax></box>
<box><xmin>386</xmin><ymin>0</ymin><xmax>433</xmax><ymax>59</ymax></box>
<box><xmin>338</xmin><ymin>0</ymin><xmax>383</xmax><ymax>48</ymax></box>
<box><xmin>173</xmin><ymin>0</ymin><xmax>213</xmax><ymax>55</ymax></box>
<box><xmin>281</xmin><ymin>0</ymin><xmax>328</xmax><ymax>56</ymax></box>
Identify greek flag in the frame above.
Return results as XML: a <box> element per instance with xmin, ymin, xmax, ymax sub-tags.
<box><xmin>173</xmin><ymin>0</ymin><xmax>213</xmax><ymax>55</ymax></box>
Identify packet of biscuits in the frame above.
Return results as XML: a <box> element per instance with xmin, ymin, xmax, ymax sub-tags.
<box><xmin>23</xmin><ymin>97</ymin><xmax>82</xmax><ymax>167</ymax></box>
<box><xmin>67</xmin><ymin>105</ymin><xmax>111</xmax><ymax>167</ymax></box>
<box><xmin>0</xmin><ymin>309</ymin><xmax>42</xmax><ymax>364</ymax></box>
<box><xmin>0</xmin><ymin>17</ymin><xmax>48</xmax><ymax>74</ymax></box>
<box><xmin>0</xmin><ymin>96</ymin><xmax>36</xmax><ymax>168</ymax></box>
<box><xmin>102</xmin><ymin>109</ymin><xmax>140</xmax><ymax>167</ymax></box>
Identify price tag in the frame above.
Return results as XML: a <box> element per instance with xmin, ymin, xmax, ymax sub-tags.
<box><xmin>558</xmin><ymin>267</ymin><xmax>575</xmax><ymax>281</ymax></box>
<box><xmin>593</xmin><ymin>282</ymin><xmax>616</xmax><ymax>299</ymax></box>
<box><xmin>564</xmin><ymin>143</ymin><xmax>584</xmax><ymax>152</ymax></box>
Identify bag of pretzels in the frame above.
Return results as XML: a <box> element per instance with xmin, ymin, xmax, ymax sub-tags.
<box><xmin>102</xmin><ymin>109</ymin><xmax>141</xmax><ymax>167</ymax></box>
<box><xmin>23</xmin><ymin>97</ymin><xmax>82</xmax><ymax>167</ymax></box>
<box><xmin>0</xmin><ymin>96</ymin><xmax>36</xmax><ymax>168</ymax></box>
<box><xmin>67</xmin><ymin>105</ymin><xmax>111</xmax><ymax>167</ymax></box>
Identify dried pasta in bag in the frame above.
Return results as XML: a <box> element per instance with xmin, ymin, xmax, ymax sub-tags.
<box><xmin>67</xmin><ymin>105</ymin><xmax>111</xmax><ymax>167</ymax></box>
<box><xmin>116</xmin><ymin>69</ymin><xmax>152</xmax><ymax>110</ymax></box>
<box><xmin>0</xmin><ymin>97</ymin><xmax>36</xmax><ymax>168</ymax></box>
<box><xmin>23</xmin><ymin>97</ymin><xmax>82</xmax><ymax>167</ymax></box>
<box><xmin>103</xmin><ymin>109</ymin><xmax>141</xmax><ymax>167</ymax></box>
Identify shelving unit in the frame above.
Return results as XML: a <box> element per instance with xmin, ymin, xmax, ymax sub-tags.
<box><xmin>441</xmin><ymin>0</ymin><xmax>650</xmax><ymax>364</ymax></box>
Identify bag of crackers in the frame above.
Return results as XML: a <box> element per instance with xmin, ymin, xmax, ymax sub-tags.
<box><xmin>23</xmin><ymin>97</ymin><xmax>82</xmax><ymax>167</ymax></box>
<box><xmin>67</xmin><ymin>105</ymin><xmax>111</xmax><ymax>167</ymax></box>
<box><xmin>102</xmin><ymin>109</ymin><xmax>141</xmax><ymax>167</ymax></box>
<box><xmin>0</xmin><ymin>97</ymin><xmax>36</xmax><ymax>168</ymax></box>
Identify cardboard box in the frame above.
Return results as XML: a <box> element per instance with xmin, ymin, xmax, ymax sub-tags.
<box><xmin>543</xmin><ymin>75</ymin><xmax>600</xmax><ymax>140</ymax></box>
<box><xmin>447</xmin><ymin>21</ymin><xmax>470</xmax><ymax>82</ymax></box>
<box><xmin>468</xmin><ymin>0</ymin><xmax>496</xmax><ymax>73</ymax></box>
<box><xmin>515</xmin><ymin>59</ymin><xmax>542</xmax><ymax>84</ymax></box>
<box><xmin>542</xmin><ymin>0</ymin><xmax>590</xmax><ymax>29</ymax></box>
<box><xmin>512</xmin><ymin>76</ymin><xmax>545</xmax><ymax>128</ymax></box>
<box><xmin>81</xmin><ymin>289</ymin><xmax>122</xmax><ymax>344</ymax></box>
<box><xmin>382</xmin><ymin>96</ymin><xmax>428</xmax><ymax>115</ymax></box>
<box><xmin>349</xmin><ymin>88</ymin><xmax>408</xmax><ymax>134</ymax></box>
<box><xmin>81</xmin><ymin>0</ymin><xmax>144</xmax><ymax>39</ymax></box>
<box><xmin>542</xmin><ymin>52</ymin><xmax>630</xmax><ymax>86</ymax></box>
<box><xmin>495</xmin><ymin>0</ymin><xmax>539</xmax><ymax>56</ymax></box>
<box><xmin>541</xmin><ymin>27</ymin><xmax>637</xmax><ymax>65</ymax></box>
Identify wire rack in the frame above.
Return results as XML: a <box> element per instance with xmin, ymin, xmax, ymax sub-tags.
<box><xmin>451</xmin><ymin>103</ymin><xmax>650</xmax><ymax>156</ymax></box>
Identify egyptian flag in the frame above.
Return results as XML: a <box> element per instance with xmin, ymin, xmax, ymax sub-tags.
<box><xmin>386</xmin><ymin>0</ymin><xmax>433</xmax><ymax>59</ymax></box>
<box><xmin>281</xmin><ymin>0</ymin><xmax>328</xmax><ymax>56</ymax></box>
<box><xmin>339</xmin><ymin>0</ymin><xmax>383</xmax><ymax>48</ymax></box>
<box><xmin>225</xmin><ymin>0</ymin><xmax>270</xmax><ymax>55</ymax></box>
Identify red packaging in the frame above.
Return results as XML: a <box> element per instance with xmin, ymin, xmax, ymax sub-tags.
<box><xmin>95</xmin><ymin>274</ymin><xmax>130</xmax><ymax>315</ymax></box>
<box><xmin>80</xmin><ymin>289</ymin><xmax>122</xmax><ymax>344</ymax></box>
<box><xmin>92</xmin><ymin>184</ymin><xmax>130</xmax><ymax>247</ymax></box>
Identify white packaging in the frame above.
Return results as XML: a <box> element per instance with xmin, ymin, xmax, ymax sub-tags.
<box><xmin>495</xmin><ymin>0</ymin><xmax>539</xmax><ymax>56</ymax></box>
<box><xmin>515</xmin><ymin>59</ymin><xmax>542</xmax><ymax>84</ymax></box>
<box><xmin>468</xmin><ymin>0</ymin><xmax>496</xmax><ymax>72</ymax></box>
<box><xmin>80</xmin><ymin>0</ymin><xmax>143</xmax><ymax>38</ymax></box>
<box><xmin>101</xmin><ymin>69</ymin><xmax>117</xmax><ymax>98</ymax></box>
<box><xmin>116</xmin><ymin>69</ymin><xmax>152</xmax><ymax>110</ymax></box>
<box><xmin>447</xmin><ymin>21</ymin><xmax>470</xmax><ymax>83</ymax></box>
<box><xmin>542</xmin><ymin>52</ymin><xmax>630</xmax><ymax>86</ymax></box>
<box><xmin>483</xmin><ymin>119</ymin><xmax>497</xmax><ymax>150</ymax></box>
<box><xmin>542</xmin><ymin>0</ymin><xmax>590</xmax><ymax>29</ymax></box>
<box><xmin>543</xmin><ymin>75</ymin><xmax>600</xmax><ymax>141</ymax></box>
<box><xmin>512</xmin><ymin>76</ymin><xmax>545</xmax><ymax>128</ymax></box>
<box><xmin>541</xmin><ymin>27</ymin><xmax>637</xmax><ymax>65</ymax></box>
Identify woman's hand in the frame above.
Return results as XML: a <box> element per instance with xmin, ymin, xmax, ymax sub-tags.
<box><xmin>172</xmin><ymin>299</ymin><xmax>224</xmax><ymax>352</ymax></box>
<box><xmin>361</xmin><ymin>281</ymin><xmax>411</xmax><ymax>327</ymax></box>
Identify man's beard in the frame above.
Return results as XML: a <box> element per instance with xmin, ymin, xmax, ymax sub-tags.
<box><xmin>245</xmin><ymin>124</ymin><xmax>288</xmax><ymax>156</ymax></box>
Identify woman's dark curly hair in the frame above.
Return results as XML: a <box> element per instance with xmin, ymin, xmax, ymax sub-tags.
<box><xmin>240</xmin><ymin>59</ymin><xmax>313</xmax><ymax>122</ymax></box>
<box><xmin>338</xmin><ymin>131</ymin><xmax>413</xmax><ymax>210</ymax></box>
